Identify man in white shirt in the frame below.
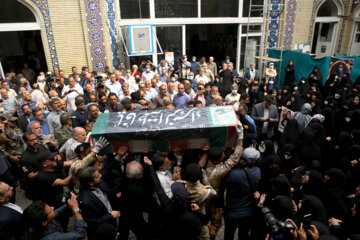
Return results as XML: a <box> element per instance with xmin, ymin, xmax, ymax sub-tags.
<box><xmin>149</xmin><ymin>153</ymin><xmax>180</xmax><ymax>200</ymax></box>
<box><xmin>62</xmin><ymin>77</ymin><xmax>84</xmax><ymax>111</ymax></box>
<box><xmin>124</xmin><ymin>69</ymin><xmax>137</xmax><ymax>91</ymax></box>
<box><xmin>59</xmin><ymin>127</ymin><xmax>87</xmax><ymax>161</ymax></box>
<box><xmin>225</xmin><ymin>84</ymin><xmax>241</xmax><ymax>105</ymax></box>
<box><xmin>142</xmin><ymin>64</ymin><xmax>155</xmax><ymax>82</ymax></box>
<box><xmin>119</xmin><ymin>84</ymin><xmax>131</xmax><ymax>102</ymax></box>
<box><xmin>105</xmin><ymin>73</ymin><xmax>122</xmax><ymax>96</ymax></box>
<box><xmin>195</xmin><ymin>68</ymin><xmax>209</xmax><ymax>84</ymax></box>
<box><xmin>167</xmin><ymin>82</ymin><xmax>178</xmax><ymax>101</ymax></box>
<box><xmin>144</xmin><ymin>80</ymin><xmax>158</xmax><ymax>102</ymax></box>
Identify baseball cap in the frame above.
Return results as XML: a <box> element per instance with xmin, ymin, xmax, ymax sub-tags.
<box><xmin>4</xmin><ymin>113</ymin><xmax>17</xmax><ymax>121</ymax></box>
<box><xmin>60</xmin><ymin>112</ymin><xmax>72</xmax><ymax>122</ymax></box>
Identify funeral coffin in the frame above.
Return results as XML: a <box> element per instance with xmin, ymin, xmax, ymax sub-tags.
<box><xmin>91</xmin><ymin>106</ymin><xmax>239</xmax><ymax>153</ymax></box>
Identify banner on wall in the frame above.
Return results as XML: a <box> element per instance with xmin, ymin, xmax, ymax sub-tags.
<box><xmin>268</xmin><ymin>49</ymin><xmax>360</xmax><ymax>87</ymax></box>
<box><xmin>327</xmin><ymin>57</ymin><xmax>354</xmax><ymax>79</ymax></box>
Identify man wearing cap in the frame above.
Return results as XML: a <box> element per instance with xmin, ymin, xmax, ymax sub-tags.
<box><xmin>33</xmin><ymin>152</ymin><xmax>73</xmax><ymax>207</ymax></box>
<box><xmin>54</xmin><ymin>112</ymin><xmax>73</xmax><ymax>148</ymax></box>
<box><xmin>223</xmin><ymin>147</ymin><xmax>261</xmax><ymax>240</ymax></box>
<box><xmin>46</xmin><ymin>97</ymin><xmax>64</xmax><ymax>134</ymax></box>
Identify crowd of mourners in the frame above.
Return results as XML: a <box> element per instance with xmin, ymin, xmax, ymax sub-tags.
<box><xmin>0</xmin><ymin>54</ymin><xmax>360</xmax><ymax>240</ymax></box>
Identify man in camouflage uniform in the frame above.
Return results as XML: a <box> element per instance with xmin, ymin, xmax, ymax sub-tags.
<box><xmin>1</xmin><ymin>113</ymin><xmax>25</xmax><ymax>182</ymax></box>
<box><xmin>202</xmin><ymin>121</ymin><xmax>244</xmax><ymax>239</ymax></box>
<box><xmin>182</xmin><ymin>163</ymin><xmax>217</xmax><ymax>240</ymax></box>
<box><xmin>54</xmin><ymin>112</ymin><xmax>73</xmax><ymax>148</ymax></box>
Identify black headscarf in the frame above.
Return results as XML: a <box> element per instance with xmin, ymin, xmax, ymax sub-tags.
<box><xmin>271</xmin><ymin>195</ymin><xmax>294</xmax><ymax>221</ymax></box>
<box><xmin>298</xmin><ymin>127</ymin><xmax>323</xmax><ymax>167</ymax></box>
<box><xmin>280</xmin><ymin>119</ymin><xmax>300</xmax><ymax>148</ymax></box>
<box><xmin>325</xmin><ymin>168</ymin><xmax>349</xmax><ymax>219</ymax></box>
<box><xmin>301</xmin><ymin>195</ymin><xmax>328</xmax><ymax>225</ymax></box>
<box><xmin>271</xmin><ymin>176</ymin><xmax>292</xmax><ymax>198</ymax></box>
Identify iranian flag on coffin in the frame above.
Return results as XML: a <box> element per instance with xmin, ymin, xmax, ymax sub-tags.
<box><xmin>91</xmin><ymin>106</ymin><xmax>238</xmax><ymax>153</ymax></box>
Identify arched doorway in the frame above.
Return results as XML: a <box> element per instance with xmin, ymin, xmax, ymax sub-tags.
<box><xmin>311</xmin><ymin>0</ymin><xmax>341</xmax><ymax>58</ymax></box>
<box><xmin>349</xmin><ymin>8</ymin><xmax>360</xmax><ymax>55</ymax></box>
<box><xmin>0</xmin><ymin>0</ymin><xmax>47</xmax><ymax>77</ymax></box>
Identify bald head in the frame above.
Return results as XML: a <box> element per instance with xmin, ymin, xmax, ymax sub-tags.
<box><xmin>0</xmin><ymin>182</ymin><xmax>13</xmax><ymax>204</ymax></box>
<box><xmin>126</xmin><ymin>161</ymin><xmax>143</xmax><ymax>180</ymax></box>
<box><xmin>73</xmin><ymin>127</ymin><xmax>86</xmax><ymax>143</ymax></box>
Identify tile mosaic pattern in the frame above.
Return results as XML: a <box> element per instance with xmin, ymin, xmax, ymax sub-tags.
<box><xmin>268</xmin><ymin>0</ymin><xmax>281</xmax><ymax>48</ymax></box>
<box><xmin>84</xmin><ymin>0</ymin><xmax>107</xmax><ymax>72</ymax></box>
<box><xmin>106</xmin><ymin>0</ymin><xmax>120</xmax><ymax>70</ymax></box>
<box><xmin>30</xmin><ymin>0</ymin><xmax>59</xmax><ymax>70</ymax></box>
<box><xmin>337</xmin><ymin>0</ymin><xmax>351</xmax><ymax>52</ymax></box>
<box><xmin>284</xmin><ymin>0</ymin><xmax>297</xmax><ymax>49</ymax></box>
<box><xmin>307</xmin><ymin>0</ymin><xmax>324</xmax><ymax>45</ymax></box>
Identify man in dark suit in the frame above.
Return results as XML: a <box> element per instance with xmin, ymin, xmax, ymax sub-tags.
<box><xmin>0</xmin><ymin>181</ymin><xmax>26</xmax><ymax>240</ymax></box>
<box><xmin>17</xmin><ymin>103</ymin><xmax>33</xmax><ymax>133</ymax></box>
<box><xmin>251</xmin><ymin>95</ymin><xmax>279</xmax><ymax>140</ymax></box>
<box><xmin>244</xmin><ymin>63</ymin><xmax>260</xmax><ymax>84</ymax></box>
<box><xmin>78</xmin><ymin>166</ymin><xmax>120</xmax><ymax>239</ymax></box>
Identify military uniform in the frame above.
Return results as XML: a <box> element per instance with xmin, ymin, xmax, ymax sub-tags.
<box><xmin>54</xmin><ymin>126</ymin><xmax>73</xmax><ymax>148</ymax></box>
<box><xmin>181</xmin><ymin>180</ymin><xmax>217</xmax><ymax>240</ymax></box>
<box><xmin>38</xmin><ymin>134</ymin><xmax>58</xmax><ymax>151</ymax></box>
<box><xmin>1</xmin><ymin>126</ymin><xmax>25</xmax><ymax>183</ymax></box>
<box><xmin>203</xmin><ymin>145</ymin><xmax>243</xmax><ymax>239</ymax></box>
<box><xmin>2</xmin><ymin>127</ymin><xmax>25</xmax><ymax>159</ymax></box>
<box><xmin>205</xmin><ymin>145</ymin><xmax>243</xmax><ymax>191</ymax></box>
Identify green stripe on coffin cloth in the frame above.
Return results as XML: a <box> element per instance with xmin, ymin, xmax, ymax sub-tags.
<box><xmin>91</xmin><ymin>106</ymin><xmax>239</xmax><ymax>153</ymax></box>
<box><xmin>90</xmin><ymin>112</ymin><xmax>113</xmax><ymax>153</ymax></box>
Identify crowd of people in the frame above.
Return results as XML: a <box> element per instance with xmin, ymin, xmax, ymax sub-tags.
<box><xmin>0</xmin><ymin>54</ymin><xmax>360</xmax><ymax>240</ymax></box>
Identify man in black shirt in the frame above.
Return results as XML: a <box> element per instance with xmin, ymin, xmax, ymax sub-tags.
<box><xmin>34</xmin><ymin>152</ymin><xmax>73</xmax><ymax>207</ymax></box>
<box><xmin>20</xmin><ymin>132</ymin><xmax>50</xmax><ymax>199</ymax></box>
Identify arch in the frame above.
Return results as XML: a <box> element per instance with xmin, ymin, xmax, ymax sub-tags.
<box><xmin>354</xmin><ymin>5</ymin><xmax>360</xmax><ymax>18</ymax></box>
<box><xmin>0</xmin><ymin>0</ymin><xmax>36</xmax><ymax>23</ymax></box>
<box><xmin>315</xmin><ymin>0</ymin><xmax>343</xmax><ymax>17</ymax></box>
<box><xmin>17</xmin><ymin>0</ymin><xmax>42</xmax><ymax>25</ymax></box>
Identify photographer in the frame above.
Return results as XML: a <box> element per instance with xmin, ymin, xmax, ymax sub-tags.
<box><xmin>174</xmin><ymin>55</ymin><xmax>191</xmax><ymax>80</ymax></box>
<box><xmin>23</xmin><ymin>193</ymin><xmax>87</xmax><ymax>240</ymax></box>
<box><xmin>61</xmin><ymin>77</ymin><xmax>84</xmax><ymax>111</ymax></box>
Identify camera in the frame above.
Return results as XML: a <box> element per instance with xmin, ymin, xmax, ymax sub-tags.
<box><xmin>61</xmin><ymin>190</ymin><xmax>72</xmax><ymax>204</ymax></box>
<box><xmin>261</xmin><ymin>207</ymin><xmax>295</xmax><ymax>240</ymax></box>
